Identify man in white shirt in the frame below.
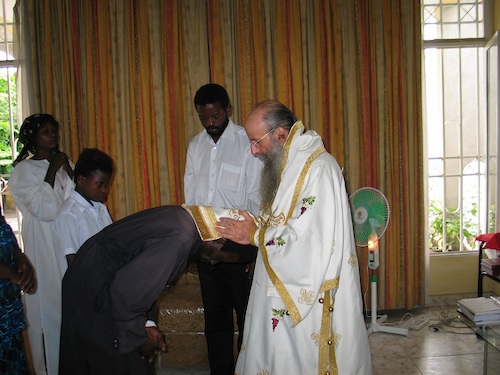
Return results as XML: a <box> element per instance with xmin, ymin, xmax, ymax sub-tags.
<box><xmin>184</xmin><ymin>84</ymin><xmax>262</xmax><ymax>374</ymax></box>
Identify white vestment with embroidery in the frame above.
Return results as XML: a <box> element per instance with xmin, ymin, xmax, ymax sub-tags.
<box><xmin>235</xmin><ymin>122</ymin><xmax>372</xmax><ymax>375</ymax></box>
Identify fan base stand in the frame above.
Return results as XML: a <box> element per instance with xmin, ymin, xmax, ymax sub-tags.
<box><xmin>367</xmin><ymin>277</ymin><xmax>408</xmax><ymax>336</ymax></box>
<box><xmin>367</xmin><ymin>320</ymin><xmax>409</xmax><ymax>336</ymax></box>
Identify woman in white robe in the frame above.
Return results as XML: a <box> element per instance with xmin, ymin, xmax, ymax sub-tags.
<box><xmin>9</xmin><ymin>114</ymin><xmax>74</xmax><ymax>375</ymax></box>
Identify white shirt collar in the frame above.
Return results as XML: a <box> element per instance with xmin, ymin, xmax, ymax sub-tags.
<box><xmin>71</xmin><ymin>190</ymin><xmax>100</xmax><ymax>213</ymax></box>
<box><xmin>204</xmin><ymin>119</ymin><xmax>237</xmax><ymax>145</ymax></box>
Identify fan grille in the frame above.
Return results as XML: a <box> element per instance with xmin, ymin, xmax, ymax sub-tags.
<box><xmin>349</xmin><ymin>187</ymin><xmax>390</xmax><ymax>246</ymax></box>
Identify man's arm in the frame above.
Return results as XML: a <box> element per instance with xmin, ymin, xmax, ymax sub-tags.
<box><xmin>139</xmin><ymin>302</ymin><xmax>167</xmax><ymax>362</ymax></box>
<box><xmin>138</xmin><ymin>326</ymin><xmax>167</xmax><ymax>363</ymax></box>
<box><xmin>109</xmin><ymin>208</ymin><xmax>200</xmax><ymax>354</ymax></box>
<box><xmin>54</xmin><ymin>210</ymin><xmax>84</xmax><ymax>266</ymax></box>
<box><xmin>110</xmin><ymin>244</ymin><xmax>188</xmax><ymax>353</ymax></box>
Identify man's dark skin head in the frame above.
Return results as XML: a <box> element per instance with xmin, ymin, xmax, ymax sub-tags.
<box><xmin>194</xmin><ymin>83</ymin><xmax>233</xmax><ymax>143</ymax></box>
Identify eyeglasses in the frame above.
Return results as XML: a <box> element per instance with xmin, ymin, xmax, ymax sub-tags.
<box><xmin>249</xmin><ymin>129</ymin><xmax>274</xmax><ymax>148</ymax></box>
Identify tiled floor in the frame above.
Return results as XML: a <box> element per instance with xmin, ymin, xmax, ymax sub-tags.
<box><xmin>368</xmin><ymin>305</ymin><xmax>484</xmax><ymax>375</ymax></box>
<box><xmin>157</xmin><ymin>305</ymin><xmax>488</xmax><ymax>375</ymax></box>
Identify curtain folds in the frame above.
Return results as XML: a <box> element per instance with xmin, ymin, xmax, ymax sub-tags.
<box><xmin>15</xmin><ymin>0</ymin><xmax>424</xmax><ymax>309</ymax></box>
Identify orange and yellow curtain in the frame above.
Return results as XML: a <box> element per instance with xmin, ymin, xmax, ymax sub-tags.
<box><xmin>15</xmin><ymin>0</ymin><xmax>424</xmax><ymax>310</ymax></box>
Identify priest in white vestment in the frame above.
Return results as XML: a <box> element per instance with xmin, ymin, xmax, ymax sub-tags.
<box><xmin>217</xmin><ymin>100</ymin><xmax>372</xmax><ymax>375</ymax></box>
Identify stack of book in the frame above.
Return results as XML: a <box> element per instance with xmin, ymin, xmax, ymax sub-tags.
<box><xmin>481</xmin><ymin>257</ymin><xmax>500</xmax><ymax>276</ymax></box>
<box><xmin>457</xmin><ymin>296</ymin><xmax>500</xmax><ymax>325</ymax></box>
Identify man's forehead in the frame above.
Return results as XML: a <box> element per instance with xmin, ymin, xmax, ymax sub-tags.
<box><xmin>196</xmin><ymin>102</ymin><xmax>224</xmax><ymax>113</ymax></box>
<box><xmin>245</xmin><ymin>109</ymin><xmax>266</xmax><ymax>131</ymax></box>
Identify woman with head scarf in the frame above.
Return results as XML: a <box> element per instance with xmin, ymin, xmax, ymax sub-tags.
<box><xmin>9</xmin><ymin>114</ymin><xmax>75</xmax><ymax>375</ymax></box>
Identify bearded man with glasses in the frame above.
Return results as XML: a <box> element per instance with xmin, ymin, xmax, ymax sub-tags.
<box><xmin>217</xmin><ymin>100</ymin><xmax>372</xmax><ymax>374</ymax></box>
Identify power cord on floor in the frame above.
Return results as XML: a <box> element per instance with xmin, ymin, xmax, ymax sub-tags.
<box><xmin>427</xmin><ymin>307</ymin><xmax>476</xmax><ymax>335</ymax></box>
<box><xmin>362</xmin><ymin>267</ymin><xmax>428</xmax><ymax>330</ymax></box>
<box><xmin>380</xmin><ymin>312</ymin><xmax>414</xmax><ymax>327</ymax></box>
<box><xmin>361</xmin><ymin>270</ymin><xmax>476</xmax><ymax>334</ymax></box>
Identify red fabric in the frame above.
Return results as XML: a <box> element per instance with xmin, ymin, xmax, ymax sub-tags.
<box><xmin>476</xmin><ymin>233</ymin><xmax>500</xmax><ymax>250</ymax></box>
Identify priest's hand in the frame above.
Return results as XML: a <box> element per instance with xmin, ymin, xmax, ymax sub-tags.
<box><xmin>216</xmin><ymin>210</ymin><xmax>256</xmax><ymax>245</ymax></box>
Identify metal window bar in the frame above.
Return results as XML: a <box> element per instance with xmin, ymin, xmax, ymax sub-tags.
<box><xmin>0</xmin><ymin>0</ymin><xmax>20</xmax><ymax>237</ymax></box>
<box><xmin>422</xmin><ymin>0</ymin><xmax>484</xmax><ymax>41</ymax></box>
<box><xmin>423</xmin><ymin>0</ymin><xmax>487</xmax><ymax>251</ymax></box>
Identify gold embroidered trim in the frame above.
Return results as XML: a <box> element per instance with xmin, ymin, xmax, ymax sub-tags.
<box><xmin>348</xmin><ymin>252</ymin><xmax>358</xmax><ymax>267</ymax></box>
<box><xmin>250</xmin><ymin>226</ymin><xmax>259</xmax><ymax>246</ymax></box>
<box><xmin>320</xmin><ymin>278</ymin><xmax>339</xmax><ymax>293</ymax></box>
<box><xmin>181</xmin><ymin>204</ymin><xmax>219</xmax><ymax>240</ymax></box>
<box><xmin>259</xmin><ymin>228</ymin><xmax>302</xmax><ymax>325</ymax></box>
<box><xmin>279</xmin><ymin>121</ymin><xmax>303</xmax><ymax>179</ymax></box>
<box><xmin>286</xmin><ymin>145</ymin><xmax>326</xmax><ymax>220</ymax></box>
<box><xmin>318</xmin><ymin>289</ymin><xmax>338</xmax><ymax>375</ymax></box>
<box><xmin>258</xmin><ymin>212</ymin><xmax>285</xmax><ymax>227</ymax></box>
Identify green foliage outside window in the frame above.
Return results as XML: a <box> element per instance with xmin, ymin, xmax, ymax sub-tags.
<box><xmin>488</xmin><ymin>205</ymin><xmax>497</xmax><ymax>234</ymax></box>
<box><xmin>0</xmin><ymin>73</ymin><xmax>16</xmax><ymax>175</ymax></box>
<box><xmin>428</xmin><ymin>199</ymin><xmax>478</xmax><ymax>252</ymax></box>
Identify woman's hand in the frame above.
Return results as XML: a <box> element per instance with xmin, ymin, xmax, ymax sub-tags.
<box><xmin>48</xmin><ymin>150</ymin><xmax>68</xmax><ymax>170</ymax></box>
<box><xmin>15</xmin><ymin>252</ymin><xmax>37</xmax><ymax>294</ymax></box>
<box><xmin>45</xmin><ymin>150</ymin><xmax>74</xmax><ymax>185</ymax></box>
<box><xmin>51</xmin><ymin>151</ymin><xmax>74</xmax><ymax>176</ymax></box>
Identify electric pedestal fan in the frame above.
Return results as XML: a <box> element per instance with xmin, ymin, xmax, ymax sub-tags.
<box><xmin>349</xmin><ymin>187</ymin><xmax>408</xmax><ymax>336</ymax></box>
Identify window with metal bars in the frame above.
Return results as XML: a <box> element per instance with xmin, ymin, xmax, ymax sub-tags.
<box><xmin>0</xmin><ymin>0</ymin><xmax>18</xmax><ymax>233</ymax></box>
<box><xmin>422</xmin><ymin>0</ymin><xmax>493</xmax><ymax>251</ymax></box>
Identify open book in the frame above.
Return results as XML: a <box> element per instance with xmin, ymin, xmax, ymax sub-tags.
<box><xmin>181</xmin><ymin>204</ymin><xmax>258</xmax><ymax>241</ymax></box>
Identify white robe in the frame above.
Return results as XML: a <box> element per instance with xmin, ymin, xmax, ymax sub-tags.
<box><xmin>9</xmin><ymin>158</ymin><xmax>74</xmax><ymax>375</ymax></box>
<box><xmin>235</xmin><ymin>122</ymin><xmax>372</xmax><ymax>375</ymax></box>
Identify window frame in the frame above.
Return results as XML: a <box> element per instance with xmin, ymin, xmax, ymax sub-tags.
<box><xmin>422</xmin><ymin>0</ymin><xmax>494</xmax><ymax>252</ymax></box>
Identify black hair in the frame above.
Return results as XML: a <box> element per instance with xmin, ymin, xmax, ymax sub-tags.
<box><xmin>194</xmin><ymin>83</ymin><xmax>230</xmax><ymax>109</ymax></box>
<box><xmin>14</xmin><ymin>114</ymin><xmax>60</xmax><ymax>166</ymax></box>
<box><xmin>73</xmin><ymin>148</ymin><xmax>114</xmax><ymax>182</ymax></box>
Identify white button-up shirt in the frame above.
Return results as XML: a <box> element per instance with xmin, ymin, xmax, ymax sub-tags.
<box><xmin>53</xmin><ymin>189</ymin><xmax>112</xmax><ymax>261</ymax></box>
<box><xmin>184</xmin><ymin>119</ymin><xmax>262</xmax><ymax>216</ymax></box>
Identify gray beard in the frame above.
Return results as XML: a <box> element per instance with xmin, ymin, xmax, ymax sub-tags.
<box><xmin>258</xmin><ymin>138</ymin><xmax>284</xmax><ymax>215</ymax></box>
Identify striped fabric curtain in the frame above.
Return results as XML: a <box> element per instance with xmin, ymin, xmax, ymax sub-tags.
<box><xmin>338</xmin><ymin>0</ymin><xmax>425</xmax><ymax>310</ymax></box>
<box><xmin>15</xmin><ymin>0</ymin><xmax>424</xmax><ymax>309</ymax></box>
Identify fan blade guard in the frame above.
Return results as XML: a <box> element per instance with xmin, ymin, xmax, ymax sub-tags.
<box><xmin>349</xmin><ymin>187</ymin><xmax>390</xmax><ymax>246</ymax></box>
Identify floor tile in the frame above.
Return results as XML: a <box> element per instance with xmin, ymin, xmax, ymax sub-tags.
<box><xmin>412</xmin><ymin>353</ymin><xmax>483</xmax><ymax>375</ymax></box>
